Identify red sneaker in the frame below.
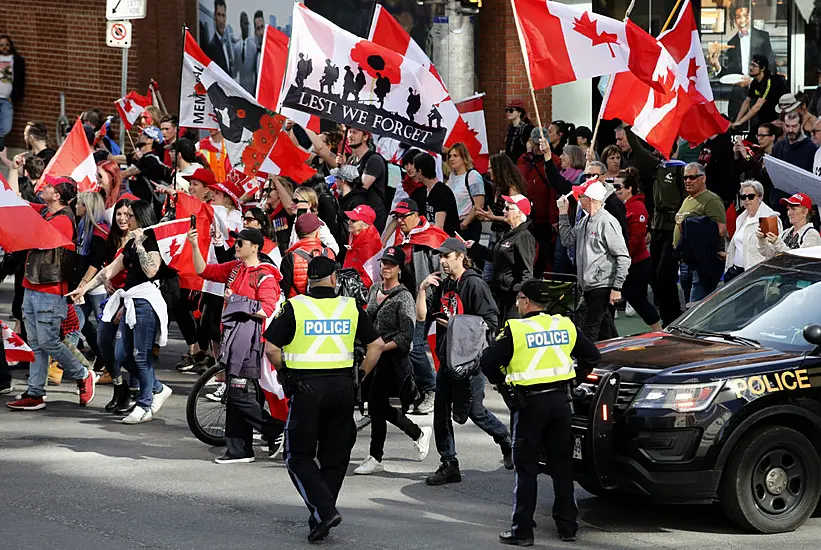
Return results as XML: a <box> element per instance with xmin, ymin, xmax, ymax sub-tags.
<box><xmin>7</xmin><ymin>393</ymin><xmax>46</xmax><ymax>411</ymax></box>
<box><xmin>78</xmin><ymin>371</ymin><xmax>96</xmax><ymax>406</ymax></box>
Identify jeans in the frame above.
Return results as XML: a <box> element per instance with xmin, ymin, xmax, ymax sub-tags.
<box><xmin>433</xmin><ymin>367</ymin><xmax>510</xmax><ymax>461</ymax></box>
<box><xmin>680</xmin><ymin>262</ymin><xmax>720</xmax><ymax>304</ymax></box>
<box><xmin>0</xmin><ymin>98</ymin><xmax>13</xmax><ymax>152</ymax></box>
<box><xmin>410</xmin><ymin>321</ymin><xmax>436</xmax><ymax>394</ymax></box>
<box><xmin>78</xmin><ymin>293</ymin><xmax>105</xmax><ymax>359</ymax></box>
<box><xmin>115</xmin><ymin>298</ymin><xmax>162</xmax><ymax>409</ymax></box>
<box><xmin>23</xmin><ymin>289</ymin><xmax>89</xmax><ymax>397</ymax></box>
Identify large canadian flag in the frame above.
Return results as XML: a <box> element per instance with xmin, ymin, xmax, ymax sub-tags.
<box><xmin>171</xmin><ymin>193</ymin><xmax>215</xmax><ymax>291</ymax></box>
<box><xmin>152</xmin><ymin>218</ymin><xmax>192</xmax><ymax>268</ymax></box>
<box><xmin>511</xmin><ymin>0</ymin><xmax>663</xmax><ymax>90</ymax></box>
<box><xmin>455</xmin><ymin>94</ymin><xmax>490</xmax><ymax>173</ymax></box>
<box><xmin>36</xmin><ymin>118</ymin><xmax>98</xmax><ymax>193</ymax></box>
<box><xmin>0</xmin><ymin>189</ymin><xmax>74</xmax><ymax>252</ymax></box>
<box><xmin>368</xmin><ymin>5</ymin><xmax>485</xmax><ymax>170</ymax></box>
<box><xmin>280</xmin><ymin>4</ymin><xmax>448</xmax><ymax>151</ymax></box>
<box><xmin>601</xmin><ymin>0</ymin><xmax>729</xmax><ymax>155</ymax></box>
<box><xmin>260</xmin><ymin>312</ymin><xmax>289</xmax><ymax>423</ymax></box>
<box><xmin>2</xmin><ymin>320</ymin><xmax>35</xmax><ymax>364</ymax></box>
<box><xmin>115</xmin><ymin>90</ymin><xmax>153</xmax><ymax>130</ymax></box>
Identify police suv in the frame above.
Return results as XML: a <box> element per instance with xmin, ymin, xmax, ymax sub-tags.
<box><xmin>571</xmin><ymin>248</ymin><xmax>821</xmax><ymax>533</ymax></box>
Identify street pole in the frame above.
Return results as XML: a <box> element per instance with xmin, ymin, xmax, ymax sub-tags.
<box><xmin>430</xmin><ymin>0</ymin><xmax>475</xmax><ymax>101</ymax></box>
<box><xmin>120</xmin><ymin>45</ymin><xmax>128</xmax><ymax>148</ymax></box>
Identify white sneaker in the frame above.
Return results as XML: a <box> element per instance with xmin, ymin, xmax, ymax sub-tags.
<box><xmin>205</xmin><ymin>382</ymin><xmax>226</xmax><ymax>403</ymax></box>
<box><xmin>0</xmin><ymin>383</ymin><xmax>14</xmax><ymax>395</ymax></box>
<box><xmin>122</xmin><ymin>406</ymin><xmax>153</xmax><ymax>424</ymax></box>
<box><xmin>414</xmin><ymin>392</ymin><xmax>435</xmax><ymax>415</ymax></box>
<box><xmin>150</xmin><ymin>384</ymin><xmax>173</xmax><ymax>414</ymax></box>
<box><xmin>354</xmin><ymin>455</ymin><xmax>384</xmax><ymax>475</ymax></box>
<box><xmin>414</xmin><ymin>426</ymin><xmax>432</xmax><ymax>462</ymax></box>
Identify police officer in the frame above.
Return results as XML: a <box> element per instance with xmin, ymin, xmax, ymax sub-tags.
<box><xmin>264</xmin><ymin>256</ymin><xmax>384</xmax><ymax>542</ymax></box>
<box><xmin>480</xmin><ymin>279</ymin><xmax>600</xmax><ymax>546</ymax></box>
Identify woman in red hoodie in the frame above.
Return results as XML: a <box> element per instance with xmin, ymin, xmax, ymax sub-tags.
<box><xmin>342</xmin><ymin>204</ymin><xmax>383</xmax><ymax>289</ymax></box>
<box><xmin>615</xmin><ymin>168</ymin><xmax>661</xmax><ymax>331</ymax></box>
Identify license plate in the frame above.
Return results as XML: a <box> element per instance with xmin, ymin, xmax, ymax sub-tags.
<box><xmin>573</xmin><ymin>435</ymin><xmax>583</xmax><ymax>460</ymax></box>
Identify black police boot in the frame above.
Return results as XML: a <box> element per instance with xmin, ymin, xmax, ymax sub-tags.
<box><xmin>105</xmin><ymin>383</ymin><xmax>127</xmax><ymax>412</ymax></box>
<box><xmin>425</xmin><ymin>459</ymin><xmax>462</xmax><ymax>486</ymax></box>
<box><xmin>307</xmin><ymin>512</ymin><xmax>342</xmax><ymax>542</ymax></box>
<box><xmin>499</xmin><ymin>531</ymin><xmax>534</xmax><ymax>546</ymax></box>
<box><xmin>500</xmin><ymin>438</ymin><xmax>514</xmax><ymax>471</ymax></box>
<box><xmin>114</xmin><ymin>389</ymin><xmax>138</xmax><ymax>415</ymax></box>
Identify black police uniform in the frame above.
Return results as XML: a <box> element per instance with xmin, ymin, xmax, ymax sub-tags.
<box><xmin>264</xmin><ymin>267</ymin><xmax>379</xmax><ymax>539</ymax></box>
<box><xmin>480</xmin><ymin>285</ymin><xmax>600</xmax><ymax>545</ymax></box>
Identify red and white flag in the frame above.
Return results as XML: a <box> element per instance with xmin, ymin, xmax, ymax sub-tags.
<box><xmin>115</xmin><ymin>91</ymin><xmax>153</xmax><ymax>130</ymax></box>
<box><xmin>2</xmin><ymin>320</ymin><xmax>34</xmax><ymax>364</ymax></box>
<box><xmin>35</xmin><ymin>118</ymin><xmax>98</xmax><ymax>193</ymax></box>
<box><xmin>172</xmin><ymin>193</ymin><xmax>215</xmax><ymax>291</ymax></box>
<box><xmin>511</xmin><ymin>0</ymin><xmax>662</xmax><ymax>90</ymax></box>
<box><xmin>262</xmin><ymin>133</ymin><xmax>317</xmax><ymax>184</ymax></box>
<box><xmin>0</xmin><ymin>189</ymin><xmax>74</xmax><ymax>252</ymax></box>
<box><xmin>601</xmin><ymin>0</ymin><xmax>729</xmax><ymax>155</ymax></box>
<box><xmin>260</xmin><ymin>312</ymin><xmax>289</xmax><ymax>423</ymax></box>
<box><xmin>280</xmin><ymin>4</ymin><xmax>448</xmax><ymax>151</ymax></box>
<box><xmin>455</xmin><ymin>94</ymin><xmax>490</xmax><ymax>173</ymax></box>
<box><xmin>368</xmin><ymin>5</ymin><xmax>485</xmax><ymax>169</ymax></box>
<box><xmin>342</xmin><ymin>225</ymin><xmax>383</xmax><ymax>289</ymax></box>
<box><xmin>183</xmin><ymin>31</ymin><xmax>283</xmax><ymax>180</ymax></box>
<box><xmin>152</xmin><ymin>218</ymin><xmax>192</xmax><ymax>268</ymax></box>
<box><xmin>180</xmin><ymin>32</ymin><xmax>220</xmax><ymax>130</ymax></box>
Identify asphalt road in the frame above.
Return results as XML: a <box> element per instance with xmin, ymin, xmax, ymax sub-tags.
<box><xmin>2</xmin><ymin>282</ymin><xmax>821</xmax><ymax>550</ymax></box>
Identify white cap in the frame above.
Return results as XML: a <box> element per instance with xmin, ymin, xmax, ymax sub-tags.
<box><xmin>583</xmin><ymin>180</ymin><xmax>607</xmax><ymax>201</ymax></box>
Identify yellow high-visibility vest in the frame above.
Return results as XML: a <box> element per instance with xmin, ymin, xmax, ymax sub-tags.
<box><xmin>505</xmin><ymin>313</ymin><xmax>576</xmax><ymax>386</ymax></box>
<box><xmin>282</xmin><ymin>295</ymin><xmax>359</xmax><ymax>369</ymax></box>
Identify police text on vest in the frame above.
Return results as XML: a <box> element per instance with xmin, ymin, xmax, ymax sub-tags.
<box><xmin>305</xmin><ymin>319</ymin><xmax>352</xmax><ymax>336</ymax></box>
<box><xmin>526</xmin><ymin>330</ymin><xmax>570</xmax><ymax>348</ymax></box>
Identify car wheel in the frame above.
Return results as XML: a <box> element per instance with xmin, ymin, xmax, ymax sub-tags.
<box><xmin>577</xmin><ymin>476</ymin><xmax>618</xmax><ymax>498</ymax></box>
<box><xmin>719</xmin><ymin>425</ymin><xmax>821</xmax><ymax>533</ymax></box>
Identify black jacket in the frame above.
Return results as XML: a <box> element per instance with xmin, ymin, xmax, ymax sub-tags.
<box><xmin>9</xmin><ymin>53</ymin><xmax>25</xmax><ymax>102</ymax></box>
<box><xmin>427</xmin><ymin>268</ymin><xmax>499</xmax><ymax>363</ymax></box>
<box><xmin>468</xmin><ymin>219</ymin><xmax>535</xmax><ymax>295</ymax></box>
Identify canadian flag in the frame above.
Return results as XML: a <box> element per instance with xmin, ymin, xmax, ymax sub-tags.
<box><xmin>342</xmin><ymin>224</ymin><xmax>383</xmax><ymax>289</ymax></box>
<box><xmin>455</xmin><ymin>94</ymin><xmax>490</xmax><ymax>173</ymax></box>
<box><xmin>36</xmin><ymin>118</ymin><xmax>98</xmax><ymax>193</ymax></box>
<box><xmin>260</xmin><ymin>312</ymin><xmax>289</xmax><ymax>423</ymax></box>
<box><xmin>0</xmin><ymin>189</ymin><xmax>74</xmax><ymax>252</ymax></box>
<box><xmin>601</xmin><ymin>0</ymin><xmax>729</xmax><ymax>155</ymax></box>
<box><xmin>368</xmin><ymin>5</ymin><xmax>485</xmax><ymax>171</ymax></box>
<box><xmin>511</xmin><ymin>0</ymin><xmax>664</xmax><ymax>90</ymax></box>
<box><xmin>171</xmin><ymin>193</ymin><xmax>215</xmax><ymax>291</ymax></box>
<box><xmin>115</xmin><ymin>90</ymin><xmax>153</xmax><ymax>130</ymax></box>
<box><xmin>152</xmin><ymin>218</ymin><xmax>192</xmax><ymax>268</ymax></box>
<box><xmin>2</xmin><ymin>320</ymin><xmax>35</xmax><ymax>364</ymax></box>
<box><xmin>260</xmin><ymin>132</ymin><xmax>317</xmax><ymax>186</ymax></box>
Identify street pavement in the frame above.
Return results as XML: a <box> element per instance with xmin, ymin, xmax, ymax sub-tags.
<box><xmin>2</xmin><ymin>282</ymin><xmax>820</xmax><ymax>549</ymax></box>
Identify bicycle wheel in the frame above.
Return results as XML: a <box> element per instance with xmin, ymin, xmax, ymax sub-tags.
<box><xmin>186</xmin><ymin>363</ymin><xmax>228</xmax><ymax>447</ymax></box>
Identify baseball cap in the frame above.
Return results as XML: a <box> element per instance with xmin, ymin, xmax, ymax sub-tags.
<box><xmin>391</xmin><ymin>198</ymin><xmax>420</xmax><ymax>215</ymax></box>
<box><xmin>519</xmin><ymin>279</ymin><xmax>555</xmax><ymax>303</ymax></box>
<box><xmin>229</xmin><ymin>228</ymin><xmax>264</xmax><ymax>248</ymax></box>
<box><xmin>307</xmin><ymin>256</ymin><xmax>337</xmax><ymax>280</ymax></box>
<box><xmin>295</xmin><ymin>212</ymin><xmax>322</xmax><ymax>235</ymax></box>
<box><xmin>141</xmin><ymin>125</ymin><xmax>164</xmax><ymax>144</ymax></box>
<box><xmin>435</xmin><ymin>237</ymin><xmax>467</xmax><ymax>256</ymax></box>
<box><xmin>502</xmin><ymin>194</ymin><xmax>532</xmax><ymax>216</ymax></box>
<box><xmin>572</xmin><ymin>177</ymin><xmax>607</xmax><ymax>201</ymax></box>
<box><xmin>345</xmin><ymin>204</ymin><xmax>376</xmax><ymax>225</ymax></box>
<box><xmin>775</xmin><ymin>93</ymin><xmax>801</xmax><ymax>114</ymax></box>
<box><xmin>183</xmin><ymin>167</ymin><xmax>217</xmax><ymax>188</ymax></box>
<box><xmin>780</xmin><ymin>193</ymin><xmax>813</xmax><ymax>209</ymax></box>
<box><xmin>380</xmin><ymin>246</ymin><xmax>406</xmax><ymax>265</ymax></box>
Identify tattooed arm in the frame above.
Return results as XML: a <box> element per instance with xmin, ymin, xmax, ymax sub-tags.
<box><xmin>68</xmin><ymin>255</ymin><xmax>126</xmax><ymax>302</ymax></box>
<box><xmin>134</xmin><ymin>242</ymin><xmax>161</xmax><ymax>278</ymax></box>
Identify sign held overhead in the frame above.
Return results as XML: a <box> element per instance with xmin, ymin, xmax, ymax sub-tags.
<box><xmin>106</xmin><ymin>0</ymin><xmax>147</xmax><ymax>21</ymax></box>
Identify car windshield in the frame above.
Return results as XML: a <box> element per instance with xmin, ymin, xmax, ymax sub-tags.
<box><xmin>672</xmin><ymin>254</ymin><xmax>821</xmax><ymax>353</ymax></box>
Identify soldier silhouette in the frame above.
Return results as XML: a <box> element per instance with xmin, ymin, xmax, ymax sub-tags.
<box><xmin>296</xmin><ymin>53</ymin><xmax>313</xmax><ymax>88</ymax></box>
<box><xmin>406</xmin><ymin>87</ymin><xmax>421</xmax><ymax>121</ymax></box>
<box><xmin>319</xmin><ymin>59</ymin><xmax>340</xmax><ymax>95</ymax></box>
<box><xmin>354</xmin><ymin>67</ymin><xmax>366</xmax><ymax>101</ymax></box>
<box><xmin>374</xmin><ymin>72</ymin><xmax>391</xmax><ymax>110</ymax></box>
<box><xmin>427</xmin><ymin>106</ymin><xmax>443</xmax><ymax>129</ymax></box>
<box><xmin>341</xmin><ymin>66</ymin><xmax>356</xmax><ymax>101</ymax></box>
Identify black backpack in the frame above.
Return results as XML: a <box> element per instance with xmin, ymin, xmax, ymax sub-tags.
<box><xmin>466</xmin><ymin>168</ymin><xmax>495</xmax><ymax>205</ymax></box>
<box><xmin>336</xmin><ymin>267</ymin><xmax>369</xmax><ymax>308</ymax></box>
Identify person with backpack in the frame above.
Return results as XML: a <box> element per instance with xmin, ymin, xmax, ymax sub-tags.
<box><xmin>445</xmin><ymin>143</ymin><xmax>486</xmax><ymax>243</ymax></box>
<box><xmin>280</xmin><ymin>213</ymin><xmax>336</xmax><ymax>298</ymax></box>
<box><xmin>6</xmin><ymin>178</ymin><xmax>98</xmax><ymax>411</ymax></box>
<box><xmin>416</xmin><ymin>238</ymin><xmax>513</xmax><ymax>486</ymax></box>
<box><xmin>188</xmin><ymin>226</ymin><xmax>286</xmax><ymax>463</ymax></box>
<box><xmin>650</xmin><ymin>160</ymin><xmax>687</xmax><ymax>326</ymax></box>
<box><xmin>68</xmin><ymin>200</ymin><xmax>173</xmax><ymax>424</ymax></box>
<box><xmin>355</xmin><ymin>246</ymin><xmax>432</xmax><ymax>475</ymax></box>
<box><xmin>336</xmin><ymin>128</ymin><xmax>388</xmax><ymax>232</ymax></box>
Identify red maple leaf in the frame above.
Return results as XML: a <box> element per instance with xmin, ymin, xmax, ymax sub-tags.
<box><xmin>687</xmin><ymin>57</ymin><xmax>700</xmax><ymax>81</ymax></box>
<box><xmin>167</xmin><ymin>237</ymin><xmax>182</xmax><ymax>259</ymax></box>
<box><xmin>122</xmin><ymin>99</ymin><xmax>133</xmax><ymax>113</ymax></box>
<box><xmin>573</xmin><ymin>12</ymin><xmax>620</xmax><ymax>58</ymax></box>
<box><xmin>653</xmin><ymin>69</ymin><xmax>677</xmax><ymax>109</ymax></box>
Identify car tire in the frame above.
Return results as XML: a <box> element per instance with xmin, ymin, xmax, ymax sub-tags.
<box><xmin>719</xmin><ymin>425</ymin><xmax>821</xmax><ymax>533</ymax></box>
<box><xmin>577</xmin><ymin>476</ymin><xmax>617</xmax><ymax>498</ymax></box>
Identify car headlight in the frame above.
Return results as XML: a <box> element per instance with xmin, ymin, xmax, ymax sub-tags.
<box><xmin>630</xmin><ymin>381</ymin><xmax>724</xmax><ymax>412</ymax></box>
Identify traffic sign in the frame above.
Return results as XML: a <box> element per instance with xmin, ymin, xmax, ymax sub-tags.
<box><xmin>106</xmin><ymin>0</ymin><xmax>147</xmax><ymax>21</ymax></box>
<box><xmin>106</xmin><ymin>20</ymin><xmax>133</xmax><ymax>48</ymax></box>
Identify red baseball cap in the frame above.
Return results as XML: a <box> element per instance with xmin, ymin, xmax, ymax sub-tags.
<box><xmin>502</xmin><ymin>194</ymin><xmax>531</xmax><ymax>216</ymax></box>
<box><xmin>572</xmin><ymin>177</ymin><xmax>607</xmax><ymax>201</ymax></box>
<box><xmin>780</xmin><ymin>193</ymin><xmax>813</xmax><ymax>209</ymax></box>
<box><xmin>345</xmin><ymin>204</ymin><xmax>376</xmax><ymax>225</ymax></box>
<box><xmin>183</xmin><ymin>167</ymin><xmax>217</xmax><ymax>188</ymax></box>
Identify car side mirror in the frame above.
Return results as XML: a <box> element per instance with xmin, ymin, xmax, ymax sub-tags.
<box><xmin>802</xmin><ymin>324</ymin><xmax>821</xmax><ymax>347</ymax></box>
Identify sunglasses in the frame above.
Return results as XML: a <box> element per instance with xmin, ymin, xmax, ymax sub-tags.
<box><xmin>235</xmin><ymin>239</ymin><xmax>246</xmax><ymax>248</ymax></box>
<box><xmin>739</xmin><ymin>193</ymin><xmax>758</xmax><ymax>201</ymax></box>
<box><xmin>394</xmin><ymin>212</ymin><xmax>414</xmax><ymax>220</ymax></box>
<box><xmin>613</xmin><ymin>184</ymin><xmax>623</xmax><ymax>190</ymax></box>
<box><xmin>683</xmin><ymin>174</ymin><xmax>702</xmax><ymax>181</ymax></box>
<box><xmin>243</xmin><ymin>216</ymin><xmax>256</xmax><ymax>222</ymax></box>
<box><xmin>504</xmin><ymin>205</ymin><xmax>518</xmax><ymax>212</ymax></box>
<box><xmin>583</xmin><ymin>173</ymin><xmax>600</xmax><ymax>178</ymax></box>
<box><xmin>757</xmin><ymin>133</ymin><xmax>772</xmax><ymax>138</ymax></box>
<box><xmin>504</xmin><ymin>108</ymin><xmax>515</xmax><ymax>113</ymax></box>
